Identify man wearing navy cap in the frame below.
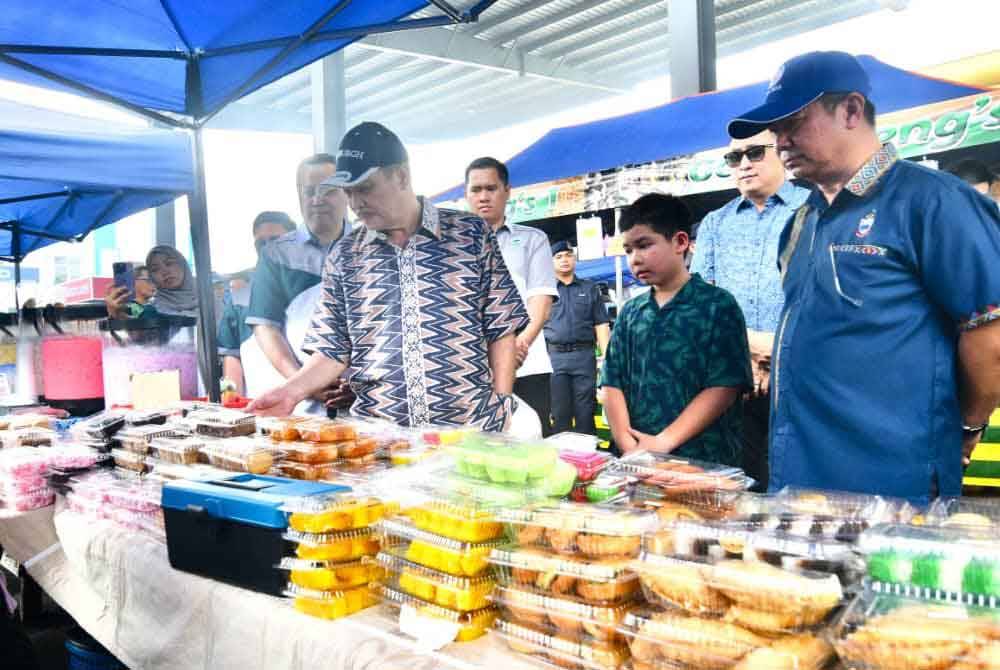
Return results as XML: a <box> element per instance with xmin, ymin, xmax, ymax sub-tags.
<box><xmin>250</xmin><ymin>122</ymin><xmax>534</xmax><ymax>435</ymax></box>
<box><xmin>545</xmin><ymin>241</ymin><xmax>610</xmax><ymax>435</ymax></box>
<box><xmin>730</xmin><ymin>51</ymin><xmax>1000</xmax><ymax>502</ymax></box>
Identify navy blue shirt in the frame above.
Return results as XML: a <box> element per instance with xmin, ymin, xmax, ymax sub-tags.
<box><xmin>217</xmin><ymin>283</ymin><xmax>252</xmax><ymax>357</ymax></box>
<box><xmin>770</xmin><ymin>144</ymin><xmax>1000</xmax><ymax>503</ymax></box>
<box><xmin>544</xmin><ymin>276</ymin><xmax>610</xmax><ymax>345</ymax></box>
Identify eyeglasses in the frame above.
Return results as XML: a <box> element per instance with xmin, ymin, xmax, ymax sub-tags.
<box><xmin>723</xmin><ymin>144</ymin><xmax>775</xmax><ymax>168</ymax></box>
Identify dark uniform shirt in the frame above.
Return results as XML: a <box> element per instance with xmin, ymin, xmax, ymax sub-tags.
<box><xmin>602</xmin><ymin>273</ymin><xmax>753</xmax><ymax>467</ymax></box>
<box><xmin>544</xmin><ymin>276</ymin><xmax>610</xmax><ymax>345</ymax></box>
<box><xmin>770</xmin><ymin>143</ymin><xmax>1000</xmax><ymax>503</ymax></box>
<box><xmin>217</xmin><ymin>284</ymin><xmax>252</xmax><ymax>358</ymax></box>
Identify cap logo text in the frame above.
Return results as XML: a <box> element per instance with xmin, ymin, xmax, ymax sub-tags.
<box><xmin>338</xmin><ymin>149</ymin><xmax>365</xmax><ymax>159</ymax></box>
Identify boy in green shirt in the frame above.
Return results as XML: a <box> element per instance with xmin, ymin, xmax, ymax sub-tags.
<box><xmin>602</xmin><ymin>194</ymin><xmax>752</xmax><ymax>467</ymax></box>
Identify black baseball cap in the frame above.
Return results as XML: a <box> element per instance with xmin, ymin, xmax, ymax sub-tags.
<box><xmin>728</xmin><ymin>51</ymin><xmax>871</xmax><ymax>139</ymax></box>
<box><xmin>551</xmin><ymin>240</ymin><xmax>574</xmax><ymax>256</ymax></box>
<box><xmin>322</xmin><ymin>122</ymin><xmax>409</xmax><ymax>188</ymax></box>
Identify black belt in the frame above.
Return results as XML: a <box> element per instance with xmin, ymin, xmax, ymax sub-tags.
<box><xmin>547</xmin><ymin>342</ymin><xmax>593</xmax><ymax>353</ymax></box>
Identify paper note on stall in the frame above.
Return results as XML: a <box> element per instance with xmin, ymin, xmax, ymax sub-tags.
<box><xmin>399</xmin><ymin>604</ymin><xmax>460</xmax><ymax>652</ymax></box>
<box><xmin>131</xmin><ymin>370</ymin><xmax>181</xmax><ymax>409</ymax></box>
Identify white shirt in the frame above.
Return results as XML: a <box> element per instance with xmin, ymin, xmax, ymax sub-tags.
<box><xmin>495</xmin><ymin>221</ymin><xmax>558</xmax><ymax>377</ymax></box>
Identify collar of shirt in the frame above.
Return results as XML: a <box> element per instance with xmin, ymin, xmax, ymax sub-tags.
<box><xmin>735</xmin><ymin>179</ymin><xmax>801</xmax><ymax>212</ymax></box>
<box><xmin>558</xmin><ymin>275</ymin><xmax>582</xmax><ymax>287</ymax></box>
<box><xmin>297</xmin><ymin>221</ymin><xmax>350</xmax><ymax>252</ymax></box>
<box><xmin>361</xmin><ymin>197</ymin><xmax>443</xmax><ymax>247</ymax></box>
<box><xmin>807</xmin><ymin>143</ymin><xmax>899</xmax><ymax>212</ymax></box>
<box><xmin>638</xmin><ymin>273</ymin><xmax>703</xmax><ymax>312</ymax></box>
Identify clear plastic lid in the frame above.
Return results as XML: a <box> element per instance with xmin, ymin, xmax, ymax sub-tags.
<box><xmin>296</xmin><ymin>419</ymin><xmax>357</xmax><ymax>443</ymax></box>
<box><xmin>276</xmin><ymin>557</ymin><xmax>381</xmax><ymax>591</ymax></box>
<box><xmin>199</xmin><ymin>437</ymin><xmax>276</xmax><ymax>474</ymax></box>
<box><xmin>110</xmin><ymin>448</ymin><xmax>149</xmax><ymax>471</ymax></box>
<box><xmin>47</xmin><ymin>444</ymin><xmax>103</xmax><ymax>470</ymax></box>
<box><xmin>859</xmin><ymin>523</ymin><xmax>1000</xmax><ymax>604</ymax></box>
<box><xmin>832</xmin><ymin>592</ymin><xmax>1000</xmax><ymax>670</ymax></box>
<box><xmin>375</xmin><ymin>518</ymin><xmax>506</xmax><ymax>554</ymax></box>
<box><xmin>448</xmin><ymin>432</ymin><xmax>558</xmax><ymax>485</ymax></box>
<box><xmin>492</xmin><ymin>584</ymin><xmax>634</xmax><ymax>642</ymax></box>
<box><xmin>371</xmin><ymin>582</ymin><xmax>498</xmax><ymax>638</ymax></box>
<box><xmin>271</xmin><ymin>460</ymin><xmax>337</xmax><ymax>481</ymax></box>
<box><xmin>545</xmin><ymin>432</ymin><xmax>602</xmax><ymax>453</ymax></box>
<box><xmin>0</xmin><ymin>427</ymin><xmax>55</xmax><ymax>448</ymax></box>
<box><xmin>766</xmin><ymin>486</ymin><xmax>916</xmax><ymax>523</ymax></box>
<box><xmin>490</xmin><ymin>545</ymin><xmax>639</xmax><ymax>605</ymax></box>
<box><xmin>257</xmin><ymin>416</ymin><xmax>307</xmax><ymax>441</ymax></box>
<box><xmin>70</xmin><ymin>411</ymin><xmax>126</xmax><ymax>440</ymax></box>
<box><xmin>925</xmin><ymin>497</ymin><xmax>1000</xmax><ymax>528</ymax></box>
<box><xmin>124</xmin><ymin>409</ymin><xmax>170</xmax><ymax>426</ymax></box>
<box><xmin>609</xmin><ymin>451</ymin><xmax>753</xmax><ymax>492</ymax></box>
<box><xmin>190</xmin><ymin>408</ymin><xmax>255</xmax><ymax>427</ymax></box>
<box><xmin>150</xmin><ymin>436</ymin><xmax>205</xmax><ymax>464</ymax></box>
<box><xmin>284</xmin><ymin>526</ymin><xmax>375</xmax><ymax>546</ymax></box>
<box><xmin>490</xmin><ymin>545</ymin><xmax>635</xmax><ymax>582</ymax></box>
<box><xmin>620</xmin><ymin>607</ymin><xmax>835</xmax><ymax>670</ymax></box>
<box><xmin>116</xmin><ymin>425</ymin><xmax>181</xmax><ymax>447</ymax></box>
<box><xmin>277</xmin><ymin>440</ymin><xmax>341</xmax><ymax>464</ymax></box>
<box><xmin>0</xmin><ymin>446</ymin><xmax>50</xmax><ymax>477</ymax></box>
<box><xmin>498</xmin><ymin>501</ymin><xmax>657</xmax><ymax>537</ymax></box>
<box><xmin>282</xmin><ymin>494</ymin><xmax>393</xmax><ymax>533</ymax></box>
<box><xmin>494</xmin><ymin>618</ymin><xmax>630</xmax><ymax>670</ymax></box>
<box><xmin>283</xmin><ymin>583</ymin><xmax>377</xmax><ymax>620</ymax></box>
<box><xmin>632</xmin><ymin>552</ymin><xmax>845</xmax><ymax>628</ymax></box>
<box><xmin>376</xmin><ymin>552</ymin><xmax>495</xmax><ymax>612</ymax></box>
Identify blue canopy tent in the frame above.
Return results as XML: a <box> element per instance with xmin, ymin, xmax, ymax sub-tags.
<box><xmin>0</xmin><ymin>0</ymin><xmax>498</xmax><ymax>398</ymax></box>
<box><xmin>435</xmin><ymin>55</ymin><xmax>985</xmax><ymax>202</ymax></box>
<box><xmin>0</xmin><ymin>99</ymin><xmax>193</xmax><ymax>265</ymax></box>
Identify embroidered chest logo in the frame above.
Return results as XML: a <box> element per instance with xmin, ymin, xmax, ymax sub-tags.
<box><xmin>855</xmin><ymin>210</ymin><xmax>876</xmax><ymax>239</ymax></box>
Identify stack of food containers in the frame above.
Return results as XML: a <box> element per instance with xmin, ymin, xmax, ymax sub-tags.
<box><xmin>279</xmin><ymin>493</ymin><xmax>390</xmax><ymax>619</ymax></box>
<box><xmin>835</xmin><ymin>501</ymin><xmax>1000</xmax><ymax>669</ymax></box>
<box><xmin>69</xmin><ymin>411</ymin><xmax>126</xmax><ymax>452</ymax></box>
<box><xmin>112</xmin><ymin>423</ymin><xmax>183</xmax><ymax>474</ymax></box>
<box><xmin>624</xmin><ymin>487</ymin><xmax>906</xmax><ymax>670</ymax></box>
<box><xmin>371</xmin><ymin>432</ymin><xmax>570</xmax><ymax>644</ymax></box>
<box><xmin>490</xmin><ymin>502</ymin><xmax>655</xmax><ymax>669</ymax></box>
<box><xmin>0</xmin><ymin>446</ymin><xmax>53</xmax><ymax>510</ymax></box>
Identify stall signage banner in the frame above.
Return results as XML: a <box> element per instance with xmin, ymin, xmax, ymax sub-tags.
<box><xmin>449</xmin><ymin>92</ymin><xmax>1000</xmax><ymax>223</ymax></box>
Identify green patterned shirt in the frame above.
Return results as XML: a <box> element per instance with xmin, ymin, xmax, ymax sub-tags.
<box><xmin>602</xmin><ymin>273</ymin><xmax>752</xmax><ymax>466</ymax></box>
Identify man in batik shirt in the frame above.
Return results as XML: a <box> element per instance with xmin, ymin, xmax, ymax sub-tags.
<box><xmin>250</xmin><ymin>122</ymin><xmax>528</xmax><ymax>431</ymax></box>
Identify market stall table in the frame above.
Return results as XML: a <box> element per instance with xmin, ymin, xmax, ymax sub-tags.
<box><xmin>0</xmin><ymin>506</ymin><xmax>538</xmax><ymax>670</ymax></box>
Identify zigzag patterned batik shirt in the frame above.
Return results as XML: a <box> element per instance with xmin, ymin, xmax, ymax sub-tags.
<box><xmin>303</xmin><ymin>198</ymin><xmax>529</xmax><ymax>431</ymax></box>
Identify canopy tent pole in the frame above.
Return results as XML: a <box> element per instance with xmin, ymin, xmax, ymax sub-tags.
<box><xmin>614</xmin><ymin>209</ymin><xmax>623</xmax><ymax>310</ymax></box>
<box><xmin>187</xmin><ymin>126</ymin><xmax>221</xmax><ymax>402</ymax></box>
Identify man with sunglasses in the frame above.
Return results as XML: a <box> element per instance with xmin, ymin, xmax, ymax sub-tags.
<box><xmin>245</xmin><ymin>154</ymin><xmax>353</xmax><ymax>412</ymax></box>
<box><xmin>691</xmin><ymin>132</ymin><xmax>809</xmax><ymax>489</ymax></box>
<box><xmin>216</xmin><ymin>211</ymin><xmax>296</xmax><ymax>396</ymax></box>
<box><xmin>729</xmin><ymin>51</ymin><xmax>1000</xmax><ymax>503</ymax></box>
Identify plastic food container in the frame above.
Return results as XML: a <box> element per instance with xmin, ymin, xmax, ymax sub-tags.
<box><xmin>493</xmin><ymin>585</ymin><xmax>633</xmax><ymax>642</ymax></box>
<box><xmin>258</xmin><ymin>416</ymin><xmax>307</xmax><ymax>441</ymax></box>
<box><xmin>632</xmin><ymin>552</ymin><xmax>844</xmax><ymax>630</ymax></box>
<box><xmin>924</xmin><ymin>496</ymin><xmax>1000</xmax><ymax>528</ymax></box>
<box><xmin>150</xmin><ymin>436</ymin><xmax>205</xmax><ymax>465</ymax></box>
<box><xmin>559</xmin><ymin>450</ymin><xmax>612</xmax><ymax>483</ymax></box>
<box><xmin>375</xmin><ymin>518</ymin><xmax>505</xmax><ymax>577</ymax></box>
<box><xmin>420</xmin><ymin>427</ymin><xmax>468</xmax><ymax>447</ymax></box>
<box><xmin>287</xmin><ymin>527</ymin><xmax>380</xmax><ymax>562</ymax></box>
<box><xmin>376</xmin><ymin>551</ymin><xmax>495</xmax><ymax>612</ymax></box>
<box><xmin>611</xmin><ymin>452</ymin><xmax>754</xmax><ymax>519</ymax></box>
<box><xmin>620</xmin><ymin>607</ymin><xmax>835</xmax><ymax>670</ymax></box>
<box><xmin>111</xmin><ymin>448</ymin><xmax>149</xmax><ymax>473</ymax></box>
<box><xmin>116</xmin><ymin>425</ymin><xmax>181</xmax><ymax>454</ymax></box>
<box><xmin>1</xmin><ymin>489</ymin><xmax>55</xmax><ymax>511</ymax></box>
<box><xmin>280</xmin><ymin>441</ymin><xmax>341</xmax><ymax>464</ymax></box>
<box><xmin>199</xmin><ymin>438</ymin><xmax>275</xmax><ymax>474</ymax></box>
<box><xmin>282</xmin><ymin>495</ymin><xmax>393</xmax><ymax>533</ymax></box>
<box><xmin>277</xmin><ymin>558</ymin><xmax>381</xmax><ymax>591</ymax></box>
<box><xmin>193</xmin><ymin>411</ymin><xmax>256</xmax><ymax>438</ymax></box>
<box><xmin>0</xmin><ymin>428</ymin><xmax>55</xmax><ymax>448</ymax></box>
<box><xmin>47</xmin><ymin>444</ymin><xmax>103</xmax><ymax>471</ymax></box>
<box><xmin>371</xmin><ymin>582</ymin><xmax>497</xmax><ymax>642</ymax></box>
<box><xmin>409</xmin><ymin>499</ymin><xmax>504</xmax><ymax>543</ymax></box>
<box><xmin>100</xmin><ymin>316</ymin><xmax>199</xmax><ymax>405</ymax></box>
<box><xmin>489</xmin><ymin>545</ymin><xmax>639</xmax><ymax>605</ymax></box>
<box><xmin>498</xmin><ymin>502</ymin><xmax>656</xmax><ymax>559</ymax></box>
<box><xmin>495</xmin><ymin>618</ymin><xmax>629</xmax><ymax>670</ymax></box>
<box><xmin>0</xmin><ymin>447</ymin><xmax>50</xmax><ymax>478</ymax></box>
<box><xmin>71</xmin><ymin>412</ymin><xmax>126</xmax><ymax>442</ymax></box>
<box><xmin>285</xmin><ymin>583</ymin><xmax>376</xmax><ymax>620</ymax></box>
<box><xmin>124</xmin><ymin>409</ymin><xmax>170</xmax><ymax>427</ymax></box>
<box><xmin>860</xmin><ymin>523</ymin><xmax>1000</xmax><ymax>603</ymax></box>
<box><xmin>449</xmin><ymin>432</ymin><xmax>558</xmax><ymax>484</ymax></box>
<box><xmin>297</xmin><ymin>419</ymin><xmax>356</xmax><ymax>443</ymax></box>
<box><xmin>271</xmin><ymin>460</ymin><xmax>338</xmax><ymax>481</ymax></box>
<box><xmin>765</xmin><ymin>486</ymin><xmax>916</xmax><ymax>524</ymax></box>
<box><xmin>832</xmin><ymin>593</ymin><xmax>1000</xmax><ymax>670</ymax></box>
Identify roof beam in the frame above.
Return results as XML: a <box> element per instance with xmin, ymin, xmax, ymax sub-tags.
<box><xmin>466</xmin><ymin>0</ymin><xmax>556</xmax><ymax>36</ymax></box>
<box><xmin>355</xmin><ymin>25</ymin><xmax>630</xmax><ymax>94</ymax></box>
<box><xmin>521</xmin><ymin>0</ymin><xmax>667</xmax><ymax>55</ymax></box>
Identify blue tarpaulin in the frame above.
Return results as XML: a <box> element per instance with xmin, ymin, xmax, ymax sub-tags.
<box><xmin>0</xmin><ymin>99</ymin><xmax>193</xmax><ymax>260</ymax></box>
<box><xmin>575</xmin><ymin>256</ymin><xmax>636</xmax><ymax>288</ymax></box>
<box><xmin>0</xmin><ymin>1</ymin><xmax>434</xmax><ymax>120</ymax></box>
<box><xmin>435</xmin><ymin>56</ymin><xmax>984</xmax><ymax>202</ymax></box>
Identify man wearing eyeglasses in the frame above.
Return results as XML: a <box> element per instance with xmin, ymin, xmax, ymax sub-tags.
<box><xmin>729</xmin><ymin>51</ymin><xmax>1000</xmax><ymax>503</ymax></box>
<box><xmin>245</xmin><ymin>154</ymin><xmax>353</xmax><ymax>412</ymax></box>
<box><xmin>690</xmin><ymin>131</ymin><xmax>809</xmax><ymax>489</ymax></box>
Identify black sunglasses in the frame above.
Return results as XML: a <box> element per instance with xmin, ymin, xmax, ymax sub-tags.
<box><xmin>723</xmin><ymin>144</ymin><xmax>775</xmax><ymax>168</ymax></box>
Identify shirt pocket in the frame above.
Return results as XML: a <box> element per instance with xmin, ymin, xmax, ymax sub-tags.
<box><xmin>571</xmin><ymin>291</ymin><xmax>593</xmax><ymax>320</ymax></box>
<box><xmin>827</xmin><ymin>243</ymin><xmax>897</xmax><ymax>308</ymax></box>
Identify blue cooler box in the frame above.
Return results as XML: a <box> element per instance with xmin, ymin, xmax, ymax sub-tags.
<box><xmin>162</xmin><ymin>474</ymin><xmax>347</xmax><ymax>595</ymax></box>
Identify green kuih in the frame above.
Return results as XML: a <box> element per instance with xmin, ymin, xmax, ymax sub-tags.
<box><xmin>963</xmin><ymin>559</ymin><xmax>1000</xmax><ymax>598</ymax></box>
<box><xmin>868</xmin><ymin>550</ymin><xmax>913</xmax><ymax>585</ymax></box>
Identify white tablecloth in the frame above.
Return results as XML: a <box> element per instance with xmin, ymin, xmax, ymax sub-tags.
<box><xmin>0</xmin><ymin>507</ymin><xmax>535</xmax><ymax>670</ymax></box>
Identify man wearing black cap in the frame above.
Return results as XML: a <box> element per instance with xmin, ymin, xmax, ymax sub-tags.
<box><xmin>250</xmin><ymin>123</ymin><xmax>533</xmax><ymax>434</ymax></box>
<box><xmin>730</xmin><ymin>51</ymin><xmax>1000</xmax><ymax>502</ymax></box>
<box><xmin>545</xmin><ymin>241</ymin><xmax>611</xmax><ymax>435</ymax></box>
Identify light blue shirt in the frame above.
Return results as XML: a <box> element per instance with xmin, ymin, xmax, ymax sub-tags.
<box><xmin>691</xmin><ymin>180</ymin><xmax>810</xmax><ymax>332</ymax></box>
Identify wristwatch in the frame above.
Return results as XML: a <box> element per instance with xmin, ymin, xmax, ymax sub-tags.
<box><xmin>962</xmin><ymin>421</ymin><xmax>989</xmax><ymax>437</ymax></box>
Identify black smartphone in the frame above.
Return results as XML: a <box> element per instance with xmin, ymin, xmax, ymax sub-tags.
<box><xmin>112</xmin><ymin>261</ymin><xmax>136</xmax><ymax>302</ymax></box>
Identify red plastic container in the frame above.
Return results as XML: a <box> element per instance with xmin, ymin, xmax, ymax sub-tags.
<box><xmin>559</xmin><ymin>450</ymin><xmax>611</xmax><ymax>482</ymax></box>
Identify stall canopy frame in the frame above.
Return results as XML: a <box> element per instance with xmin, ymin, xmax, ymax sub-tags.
<box><xmin>0</xmin><ymin>0</ymin><xmax>498</xmax><ymax>400</ymax></box>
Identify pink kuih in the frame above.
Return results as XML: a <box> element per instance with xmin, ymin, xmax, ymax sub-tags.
<box><xmin>102</xmin><ymin>346</ymin><xmax>199</xmax><ymax>407</ymax></box>
<box><xmin>41</xmin><ymin>336</ymin><xmax>105</xmax><ymax>400</ymax></box>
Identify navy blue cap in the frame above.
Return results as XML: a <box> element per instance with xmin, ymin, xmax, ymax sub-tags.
<box><xmin>728</xmin><ymin>51</ymin><xmax>871</xmax><ymax>140</ymax></box>
<box><xmin>551</xmin><ymin>240</ymin><xmax>573</xmax><ymax>256</ymax></box>
<box><xmin>322</xmin><ymin>122</ymin><xmax>409</xmax><ymax>188</ymax></box>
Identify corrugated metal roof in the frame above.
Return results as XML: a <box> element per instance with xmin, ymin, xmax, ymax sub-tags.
<box><xmin>214</xmin><ymin>0</ymin><xmax>882</xmax><ymax>142</ymax></box>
